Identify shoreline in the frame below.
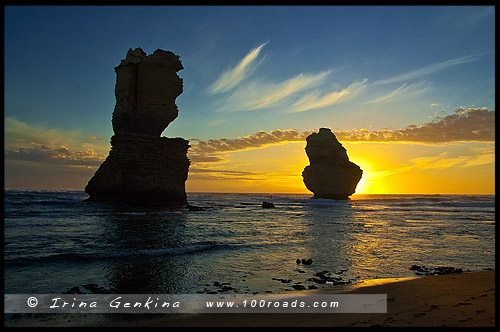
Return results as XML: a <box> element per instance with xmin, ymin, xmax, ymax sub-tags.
<box><xmin>5</xmin><ymin>270</ymin><xmax>494</xmax><ymax>327</ymax></box>
<box><xmin>135</xmin><ymin>270</ymin><xmax>496</xmax><ymax>327</ymax></box>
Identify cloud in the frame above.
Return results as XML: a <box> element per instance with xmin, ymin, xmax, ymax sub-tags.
<box><xmin>7</xmin><ymin>106</ymin><xmax>491</xmax><ymax>176</ymax></box>
<box><xmin>188</xmin><ymin>107</ymin><xmax>494</xmax><ymax>164</ymax></box>
<box><xmin>188</xmin><ymin>168</ymin><xmax>268</xmax><ymax>181</ymax></box>
<box><xmin>188</xmin><ymin>154</ymin><xmax>227</xmax><ymax>163</ymax></box>
<box><xmin>209</xmin><ymin>42</ymin><xmax>372</xmax><ymax>113</ymax></box>
<box><xmin>440</xmin><ymin>6</ymin><xmax>495</xmax><ymax>30</ymax></box>
<box><xmin>5</xmin><ymin>117</ymin><xmax>82</xmax><ymax>148</ymax></box>
<box><xmin>363</xmin><ymin>81</ymin><xmax>431</xmax><ymax>104</ymax></box>
<box><xmin>369</xmin><ymin>148</ymin><xmax>494</xmax><ymax>182</ymax></box>
<box><xmin>371</xmin><ymin>54</ymin><xmax>483</xmax><ymax>86</ymax></box>
<box><xmin>4</xmin><ymin>117</ymin><xmax>109</xmax><ymax>167</ymax></box>
<box><xmin>334</xmin><ymin>107</ymin><xmax>494</xmax><ymax>143</ymax></box>
<box><xmin>208</xmin><ymin>42</ymin><xmax>268</xmax><ymax>94</ymax></box>
<box><xmin>220</xmin><ymin>70</ymin><xmax>332</xmax><ymax>112</ymax></box>
<box><xmin>461</xmin><ymin>147</ymin><xmax>495</xmax><ymax>167</ymax></box>
<box><xmin>208</xmin><ymin>48</ymin><xmax>484</xmax><ymax>115</ymax></box>
<box><xmin>389</xmin><ymin>147</ymin><xmax>495</xmax><ymax>176</ymax></box>
<box><xmin>188</xmin><ymin>128</ymin><xmax>314</xmax><ymax>163</ymax></box>
<box><xmin>406</xmin><ymin>152</ymin><xmax>474</xmax><ymax>171</ymax></box>
<box><xmin>5</xmin><ymin>143</ymin><xmax>106</xmax><ymax>167</ymax></box>
<box><xmin>289</xmin><ymin>78</ymin><xmax>368</xmax><ymax>112</ymax></box>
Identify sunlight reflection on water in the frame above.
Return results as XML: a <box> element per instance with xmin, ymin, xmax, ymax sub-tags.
<box><xmin>4</xmin><ymin>191</ymin><xmax>495</xmax><ymax>294</ymax></box>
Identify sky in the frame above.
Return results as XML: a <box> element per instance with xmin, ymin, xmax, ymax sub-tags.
<box><xmin>3</xmin><ymin>5</ymin><xmax>495</xmax><ymax>194</ymax></box>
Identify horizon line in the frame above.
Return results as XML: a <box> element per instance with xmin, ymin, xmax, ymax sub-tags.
<box><xmin>2</xmin><ymin>189</ymin><xmax>495</xmax><ymax>196</ymax></box>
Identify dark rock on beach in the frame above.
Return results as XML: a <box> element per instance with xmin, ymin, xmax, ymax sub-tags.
<box><xmin>306</xmin><ymin>270</ymin><xmax>355</xmax><ymax>286</ymax></box>
<box><xmin>62</xmin><ymin>286</ymin><xmax>84</xmax><ymax>294</ymax></box>
<box><xmin>302</xmin><ymin>128</ymin><xmax>362</xmax><ymax>199</ymax></box>
<box><xmin>196</xmin><ymin>281</ymin><xmax>238</xmax><ymax>294</ymax></box>
<box><xmin>409</xmin><ymin>265</ymin><xmax>463</xmax><ymax>276</ymax></box>
<box><xmin>291</xmin><ymin>284</ymin><xmax>307</xmax><ymax>290</ymax></box>
<box><xmin>296</xmin><ymin>258</ymin><xmax>313</xmax><ymax>265</ymax></box>
<box><xmin>62</xmin><ymin>283</ymin><xmax>113</xmax><ymax>294</ymax></box>
<box><xmin>85</xmin><ymin>48</ymin><xmax>190</xmax><ymax>205</ymax></box>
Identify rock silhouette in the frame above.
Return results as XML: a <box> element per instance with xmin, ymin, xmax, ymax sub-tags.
<box><xmin>85</xmin><ymin>48</ymin><xmax>190</xmax><ymax>205</ymax></box>
<box><xmin>302</xmin><ymin>128</ymin><xmax>362</xmax><ymax>199</ymax></box>
<box><xmin>112</xmin><ymin>48</ymin><xmax>184</xmax><ymax>137</ymax></box>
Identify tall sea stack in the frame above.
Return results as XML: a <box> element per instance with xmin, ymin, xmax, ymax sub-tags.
<box><xmin>85</xmin><ymin>48</ymin><xmax>190</xmax><ymax>205</ymax></box>
<box><xmin>302</xmin><ymin>128</ymin><xmax>362</xmax><ymax>199</ymax></box>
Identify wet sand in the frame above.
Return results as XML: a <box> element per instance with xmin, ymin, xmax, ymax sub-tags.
<box><xmin>140</xmin><ymin>270</ymin><xmax>495</xmax><ymax>327</ymax></box>
<box><xmin>5</xmin><ymin>270</ymin><xmax>494</xmax><ymax>327</ymax></box>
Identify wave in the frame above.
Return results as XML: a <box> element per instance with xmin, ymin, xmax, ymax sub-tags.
<box><xmin>435</xmin><ymin>201</ymin><xmax>495</xmax><ymax>208</ymax></box>
<box><xmin>352</xmin><ymin>195</ymin><xmax>494</xmax><ymax>208</ymax></box>
<box><xmin>4</xmin><ymin>241</ymin><xmax>233</xmax><ymax>267</ymax></box>
<box><xmin>5</xmin><ymin>193</ymin><xmax>88</xmax><ymax>207</ymax></box>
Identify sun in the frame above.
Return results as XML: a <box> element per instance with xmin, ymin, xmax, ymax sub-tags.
<box><xmin>351</xmin><ymin>158</ymin><xmax>377</xmax><ymax>195</ymax></box>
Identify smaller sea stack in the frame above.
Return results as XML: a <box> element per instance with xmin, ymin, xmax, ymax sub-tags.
<box><xmin>302</xmin><ymin>128</ymin><xmax>362</xmax><ymax>200</ymax></box>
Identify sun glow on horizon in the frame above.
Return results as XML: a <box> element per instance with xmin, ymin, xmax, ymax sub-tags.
<box><xmin>350</xmin><ymin>158</ymin><xmax>375</xmax><ymax>195</ymax></box>
<box><xmin>185</xmin><ymin>140</ymin><xmax>494</xmax><ymax>195</ymax></box>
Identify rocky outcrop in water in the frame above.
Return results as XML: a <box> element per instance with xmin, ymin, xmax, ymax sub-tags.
<box><xmin>85</xmin><ymin>48</ymin><xmax>190</xmax><ymax>205</ymax></box>
<box><xmin>302</xmin><ymin>128</ymin><xmax>362</xmax><ymax>199</ymax></box>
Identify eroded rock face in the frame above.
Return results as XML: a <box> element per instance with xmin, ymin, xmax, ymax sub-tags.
<box><xmin>302</xmin><ymin>128</ymin><xmax>362</xmax><ymax>200</ymax></box>
<box><xmin>85</xmin><ymin>48</ymin><xmax>189</xmax><ymax>205</ymax></box>
<box><xmin>112</xmin><ymin>48</ymin><xmax>184</xmax><ymax>137</ymax></box>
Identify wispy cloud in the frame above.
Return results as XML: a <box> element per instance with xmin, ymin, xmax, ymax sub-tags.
<box><xmin>440</xmin><ymin>6</ymin><xmax>495</xmax><ymax>30</ymax></box>
<box><xmin>370</xmin><ymin>146</ymin><xmax>494</xmax><ymax>182</ymax></box>
<box><xmin>289</xmin><ymin>78</ymin><xmax>368</xmax><ymax>112</ymax></box>
<box><xmin>363</xmin><ymin>81</ymin><xmax>431</xmax><ymax>104</ymax></box>
<box><xmin>207</xmin><ymin>46</ymin><xmax>484</xmax><ymax>115</ymax></box>
<box><xmin>390</xmin><ymin>147</ymin><xmax>495</xmax><ymax>176</ymax></box>
<box><xmin>371</xmin><ymin>54</ymin><xmax>483</xmax><ymax>86</ymax></box>
<box><xmin>209</xmin><ymin>48</ymin><xmax>482</xmax><ymax>114</ymax></box>
<box><xmin>406</xmin><ymin>152</ymin><xmax>476</xmax><ymax>171</ymax></box>
<box><xmin>220</xmin><ymin>70</ymin><xmax>332</xmax><ymax>112</ymax></box>
<box><xmin>188</xmin><ymin>168</ymin><xmax>268</xmax><ymax>182</ymax></box>
<box><xmin>461</xmin><ymin>146</ymin><xmax>495</xmax><ymax>167</ymax></box>
<box><xmin>208</xmin><ymin>42</ymin><xmax>268</xmax><ymax>94</ymax></box>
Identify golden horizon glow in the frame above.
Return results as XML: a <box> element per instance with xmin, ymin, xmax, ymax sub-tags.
<box><xmin>185</xmin><ymin>140</ymin><xmax>495</xmax><ymax>195</ymax></box>
<box><xmin>4</xmin><ymin>130</ymin><xmax>495</xmax><ymax>195</ymax></box>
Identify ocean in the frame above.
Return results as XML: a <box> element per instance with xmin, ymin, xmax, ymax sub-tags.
<box><xmin>4</xmin><ymin>190</ymin><xmax>495</xmax><ymax>297</ymax></box>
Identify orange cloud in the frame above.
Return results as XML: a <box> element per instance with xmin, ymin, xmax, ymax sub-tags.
<box><xmin>188</xmin><ymin>128</ymin><xmax>314</xmax><ymax>163</ymax></box>
<box><xmin>189</xmin><ymin>108</ymin><xmax>495</xmax><ymax>163</ymax></box>
<box><xmin>5</xmin><ymin>143</ymin><xmax>106</xmax><ymax>167</ymax></box>
<box><xmin>336</xmin><ymin>107</ymin><xmax>494</xmax><ymax>143</ymax></box>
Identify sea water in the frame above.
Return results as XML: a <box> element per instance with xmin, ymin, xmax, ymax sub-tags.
<box><xmin>4</xmin><ymin>191</ymin><xmax>495</xmax><ymax>295</ymax></box>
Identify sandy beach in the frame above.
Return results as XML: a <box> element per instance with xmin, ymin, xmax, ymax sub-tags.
<box><xmin>4</xmin><ymin>270</ymin><xmax>494</xmax><ymax>327</ymax></box>
<box><xmin>137</xmin><ymin>270</ymin><xmax>495</xmax><ymax>327</ymax></box>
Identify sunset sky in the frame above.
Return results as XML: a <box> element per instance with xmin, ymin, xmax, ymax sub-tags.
<box><xmin>4</xmin><ymin>5</ymin><xmax>495</xmax><ymax>194</ymax></box>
